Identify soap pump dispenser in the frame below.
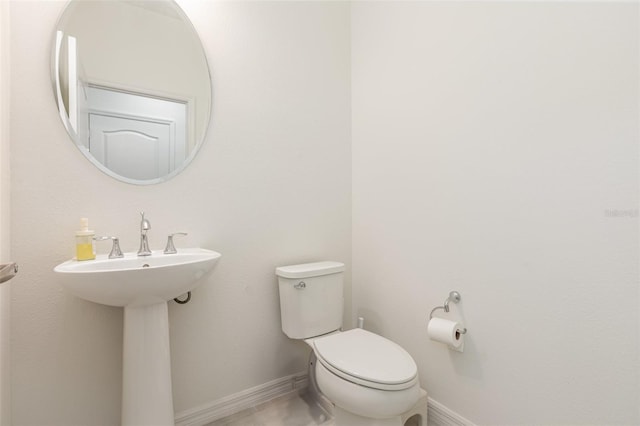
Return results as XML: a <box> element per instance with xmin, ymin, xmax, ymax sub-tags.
<box><xmin>75</xmin><ymin>218</ymin><xmax>95</xmax><ymax>261</ymax></box>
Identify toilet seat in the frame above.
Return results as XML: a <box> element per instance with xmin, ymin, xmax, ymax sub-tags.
<box><xmin>313</xmin><ymin>328</ymin><xmax>418</xmax><ymax>391</ymax></box>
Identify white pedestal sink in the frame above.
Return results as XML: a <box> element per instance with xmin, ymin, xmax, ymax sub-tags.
<box><xmin>54</xmin><ymin>248</ymin><xmax>221</xmax><ymax>425</ymax></box>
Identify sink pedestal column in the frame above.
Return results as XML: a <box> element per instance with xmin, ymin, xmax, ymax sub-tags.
<box><xmin>122</xmin><ymin>303</ymin><xmax>174</xmax><ymax>426</ymax></box>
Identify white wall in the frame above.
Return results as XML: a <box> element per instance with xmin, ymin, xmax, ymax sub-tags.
<box><xmin>9</xmin><ymin>1</ymin><xmax>350</xmax><ymax>424</ymax></box>
<box><xmin>0</xmin><ymin>1</ymin><xmax>11</xmax><ymax>424</ymax></box>
<box><xmin>352</xmin><ymin>2</ymin><xmax>639</xmax><ymax>425</ymax></box>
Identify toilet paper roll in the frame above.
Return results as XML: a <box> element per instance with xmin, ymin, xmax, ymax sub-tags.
<box><xmin>427</xmin><ymin>317</ymin><xmax>464</xmax><ymax>349</ymax></box>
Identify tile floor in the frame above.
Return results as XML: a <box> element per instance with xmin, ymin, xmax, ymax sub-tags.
<box><xmin>206</xmin><ymin>392</ymin><xmax>334</xmax><ymax>426</ymax></box>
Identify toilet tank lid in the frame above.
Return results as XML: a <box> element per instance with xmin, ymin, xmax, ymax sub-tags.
<box><xmin>276</xmin><ymin>261</ymin><xmax>345</xmax><ymax>279</ymax></box>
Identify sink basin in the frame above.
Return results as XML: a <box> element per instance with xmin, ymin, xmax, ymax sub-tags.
<box><xmin>54</xmin><ymin>248</ymin><xmax>220</xmax><ymax>307</ymax></box>
<box><xmin>54</xmin><ymin>247</ymin><xmax>221</xmax><ymax>425</ymax></box>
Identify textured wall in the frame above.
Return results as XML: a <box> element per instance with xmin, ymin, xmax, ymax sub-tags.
<box><xmin>10</xmin><ymin>1</ymin><xmax>351</xmax><ymax>424</ymax></box>
<box><xmin>351</xmin><ymin>2</ymin><xmax>639</xmax><ymax>424</ymax></box>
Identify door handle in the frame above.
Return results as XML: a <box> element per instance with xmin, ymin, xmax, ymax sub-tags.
<box><xmin>0</xmin><ymin>262</ymin><xmax>18</xmax><ymax>284</ymax></box>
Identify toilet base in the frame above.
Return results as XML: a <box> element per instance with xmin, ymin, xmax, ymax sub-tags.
<box><xmin>334</xmin><ymin>406</ymin><xmax>400</xmax><ymax>426</ymax></box>
<box><xmin>332</xmin><ymin>388</ymin><xmax>428</xmax><ymax>426</ymax></box>
<box><xmin>401</xmin><ymin>388</ymin><xmax>428</xmax><ymax>426</ymax></box>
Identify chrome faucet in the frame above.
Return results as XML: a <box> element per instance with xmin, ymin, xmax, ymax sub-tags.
<box><xmin>137</xmin><ymin>212</ymin><xmax>152</xmax><ymax>256</ymax></box>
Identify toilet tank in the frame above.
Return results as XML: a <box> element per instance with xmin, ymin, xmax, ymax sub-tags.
<box><xmin>276</xmin><ymin>261</ymin><xmax>345</xmax><ymax>339</ymax></box>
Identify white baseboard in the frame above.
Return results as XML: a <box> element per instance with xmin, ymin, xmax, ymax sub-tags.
<box><xmin>427</xmin><ymin>397</ymin><xmax>475</xmax><ymax>426</ymax></box>
<box><xmin>175</xmin><ymin>373</ymin><xmax>474</xmax><ymax>426</ymax></box>
<box><xmin>174</xmin><ymin>372</ymin><xmax>308</xmax><ymax>426</ymax></box>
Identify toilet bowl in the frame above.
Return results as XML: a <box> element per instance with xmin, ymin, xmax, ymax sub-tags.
<box><xmin>276</xmin><ymin>261</ymin><xmax>428</xmax><ymax>426</ymax></box>
<box><xmin>309</xmin><ymin>328</ymin><xmax>422</xmax><ymax>425</ymax></box>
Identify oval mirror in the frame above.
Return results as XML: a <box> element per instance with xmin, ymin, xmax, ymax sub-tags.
<box><xmin>51</xmin><ymin>0</ymin><xmax>212</xmax><ymax>185</ymax></box>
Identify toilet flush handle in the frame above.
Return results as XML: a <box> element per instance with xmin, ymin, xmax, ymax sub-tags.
<box><xmin>294</xmin><ymin>281</ymin><xmax>306</xmax><ymax>289</ymax></box>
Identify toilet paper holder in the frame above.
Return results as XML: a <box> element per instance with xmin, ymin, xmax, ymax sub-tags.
<box><xmin>429</xmin><ymin>291</ymin><xmax>467</xmax><ymax>334</ymax></box>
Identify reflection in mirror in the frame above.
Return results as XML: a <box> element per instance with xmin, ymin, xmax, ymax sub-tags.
<box><xmin>52</xmin><ymin>0</ymin><xmax>212</xmax><ymax>185</ymax></box>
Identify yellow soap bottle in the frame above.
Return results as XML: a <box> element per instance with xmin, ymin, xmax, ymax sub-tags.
<box><xmin>75</xmin><ymin>218</ymin><xmax>95</xmax><ymax>261</ymax></box>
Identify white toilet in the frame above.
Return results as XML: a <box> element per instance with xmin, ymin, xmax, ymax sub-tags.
<box><xmin>276</xmin><ymin>261</ymin><xmax>427</xmax><ymax>426</ymax></box>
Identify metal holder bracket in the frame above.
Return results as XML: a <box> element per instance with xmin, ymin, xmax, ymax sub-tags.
<box><xmin>429</xmin><ymin>290</ymin><xmax>467</xmax><ymax>334</ymax></box>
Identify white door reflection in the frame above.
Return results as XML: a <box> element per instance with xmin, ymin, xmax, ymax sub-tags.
<box><xmin>85</xmin><ymin>86</ymin><xmax>187</xmax><ymax>181</ymax></box>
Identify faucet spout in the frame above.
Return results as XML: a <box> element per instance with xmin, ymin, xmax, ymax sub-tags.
<box><xmin>137</xmin><ymin>212</ymin><xmax>152</xmax><ymax>256</ymax></box>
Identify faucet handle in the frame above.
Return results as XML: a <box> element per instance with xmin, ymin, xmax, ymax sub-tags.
<box><xmin>164</xmin><ymin>233</ymin><xmax>188</xmax><ymax>254</ymax></box>
<box><xmin>94</xmin><ymin>236</ymin><xmax>124</xmax><ymax>259</ymax></box>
